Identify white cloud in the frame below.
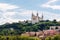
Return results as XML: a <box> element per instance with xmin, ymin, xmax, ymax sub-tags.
<box><xmin>0</xmin><ymin>3</ymin><xmax>60</xmax><ymax>25</ymax></box>
<box><xmin>20</xmin><ymin>10</ymin><xmax>37</xmax><ymax>15</ymax></box>
<box><xmin>0</xmin><ymin>3</ymin><xmax>19</xmax><ymax>11</ymax></box>
<box><xmin>41</xmin><ymin>0</ymin><xmax>60</xmax><ymax>10</ymax></box>
<box><xmin>18</xmin><ymin>10</ymin><xmax>60</xmax><ymax>21</ymax></box>
<box><xmin>45</xmin><ymin>0</ymin><xmax>57</xmax><ymax>4</ymax></box>
<box><xmin>3</xmin><ymin>12</ymin><xmax>16</xmax><ymax>18</ymax></box>
<box><xmin>0</xmin><ymin>3</ymin><xmax>36</xmax><ymax>25</ymax></box>
<box><xmin>0</xmin><ymin>3</ymin><xmax>20</xmax><ymax>25</ymax></box>
<box><xmin>42</xmin><ymin>11</ymin><xmax>60</xmax><ymax>21</ymax></box>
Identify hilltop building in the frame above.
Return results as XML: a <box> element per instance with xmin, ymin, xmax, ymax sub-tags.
<box><xmin>50</xmin><ymin>26</ymin><xmax>60</xmax><ymax>30</ymax></box>
<box><xmin>31</xmin><ymin>12</ymin><xmax>43</xmax><ymax>24</ymax></box>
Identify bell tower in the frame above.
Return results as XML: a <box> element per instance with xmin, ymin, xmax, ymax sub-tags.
<box><xmin>32</xmin><ymin>12</ymin><xmax>34</xmax><ymax>17</ymax></box>
<box><xmin>41</xmin><ymin>13</ymin><xmax>43</xmax><ymax>20</ymax></box>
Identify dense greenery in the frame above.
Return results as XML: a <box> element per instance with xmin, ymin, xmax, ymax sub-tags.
<box><xmin>0</xmin><ymin>19</ymin><xmax>60</xmax><ymax>35</ymax></box>
<box><xmin>45</xmin><ymin>35</ymin><xmax>60</xmax><ymax>40</ymax></box>
<box><xmin>0</xmin><ymin>35</ymin><xmax>40</xmax><ymax>40</ymax></box>
<box><xmin>0</xmin><ymin>35</ymin><xmax>60</xmax><ymax>40</ymax></box>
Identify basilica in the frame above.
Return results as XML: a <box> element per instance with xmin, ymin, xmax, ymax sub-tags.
<box><xmin>31</xmin><ymin>12</ymin><xmax>43</xmax><ymax>24</ymax></box>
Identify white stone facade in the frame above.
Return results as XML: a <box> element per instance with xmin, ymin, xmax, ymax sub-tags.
<box><xmin>50</xmin><ymin>26</ymin><xmax>60</xmax><ymax>30</ymax></box>
<box><xmin>31</xmin><ymin>13</ymin><xmax>43</xmax><ymax>24</ymax></box>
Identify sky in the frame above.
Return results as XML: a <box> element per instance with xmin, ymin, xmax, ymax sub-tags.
<box><xmin>0</xmin><ymin>0</ymin><xmax>60</xmax><ymax>24</ymax></box>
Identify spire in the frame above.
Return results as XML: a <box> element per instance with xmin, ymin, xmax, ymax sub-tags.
<box><xmin>42</xmin><ymin>13</ymin><xmax>43</xmax><ymax>20</ymax></box>
<box><xmin>37</xmin><ymin>11</ymin><xmax>38</xmax><ymax>16</ymax></box>
<box><xmin>32</xmin><ymin>12</ymin><xmax>34</xmax><ymax>17</ymax></box>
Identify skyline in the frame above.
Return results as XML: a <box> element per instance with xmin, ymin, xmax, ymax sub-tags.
<box><xmin>0</xmin><ymin>0</ymin><xmax>60</xmax><ymax>24</ymax></box>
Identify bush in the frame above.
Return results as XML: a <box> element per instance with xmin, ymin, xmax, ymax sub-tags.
<box><xmin>18</xmin><ymin>36</ymin><xmax>40</xmax><ymax>40</ymax></box>
<box><xmin>45</xmin><ymin>35</ymin><xmax>60</xmax><ymax>40</ymax></box>
<box><xmin>45</xmin><ymin>36</ymin><xmax>52</xmax><ymax>40</ymax></box>
<box><xmin>0</xmin><ymin>35</ymin><xmax>40</xmax><ymax>40</ymax></box>
<box><xmin>53</xmin><ymin>35</ymin><xmax>60</xmax><ymax>40</ymax></box>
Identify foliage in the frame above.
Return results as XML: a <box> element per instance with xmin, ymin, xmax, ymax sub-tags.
<box><xmin>0</xmin><ymin>20</ymin><xmax>60</xmax><ymax>35</ymax></box>
<box><xmin>0</xmin><ymin>35</ymin><xmax>40</xmax><ymax>40</ymax></box>
<box><xmin>45</xmin><ymin>35</ymin><xmax>60</xmax><ymax>40</ymax></box>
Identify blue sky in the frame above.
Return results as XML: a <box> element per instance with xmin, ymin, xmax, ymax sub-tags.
<box><xmin>0</xmin><ymin>0</ymin><xmax>60</xmax><ymax>24</ymax></box>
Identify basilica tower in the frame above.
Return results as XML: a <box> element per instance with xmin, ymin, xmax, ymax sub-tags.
<box><xmin>31</xmin><ymin>12</ymin><xmax>43</xmax><ymax>24</ymax></box>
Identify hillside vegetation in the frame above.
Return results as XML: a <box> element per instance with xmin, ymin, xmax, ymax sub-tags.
<box><xmin>0</xmin><ymin>19</ymin><xmax>60</xmax><ymax>35</ymax></box>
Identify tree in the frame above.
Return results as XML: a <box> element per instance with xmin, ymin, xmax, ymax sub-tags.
<box><xmin>45</xmin><ymin>20</ymin><xmax>50</xmax><ymax>22</ymax></box>
<box><xmin>53</xmin><ymin>19</ymin><xmax>57</xmax><ymax>23</ymax></box>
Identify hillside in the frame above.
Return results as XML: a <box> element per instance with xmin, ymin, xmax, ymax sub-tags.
<box><xmin>0</xmin><ymin>19</ymin><xmax>60</xmax><ymax>35</ymax></box>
